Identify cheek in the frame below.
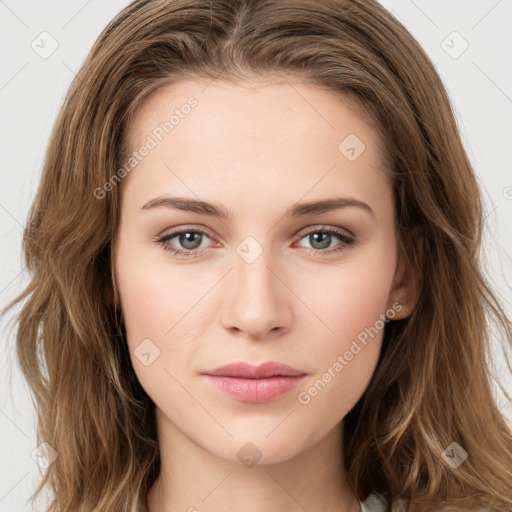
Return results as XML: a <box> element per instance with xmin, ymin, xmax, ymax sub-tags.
<box><xmin>115</xmin><ymin>261</ymin><xmax>189</xmax><ymax>412</ymax></box>
<box><xmin>115</xmin><ymin>243</ymin><xmax>216</xmax><ymax>391</ymax></box>
<box><xmin>115</xmin><ymin>235</ymin><xmax>192</xmax><ymax>340</ymax></box>
<box><xmin>303</xmin><ymin>244</ymin><xmax>395</xmax><ymax>345</ymax></box>
<box><xmin>114</xmin><ymin>244</ymin><xmax>180</xmax><ymax>371</ymax></box>
<box><xmin>117</xmin><ymin>266</ymin><xmax>169</xmax><ymax>340</ymax></box>
<box><xmin>293</xmin><ymin>247</ymin><xmax>395</xmax><ymax>412</ymax></box>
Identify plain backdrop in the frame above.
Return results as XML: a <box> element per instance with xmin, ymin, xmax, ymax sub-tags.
<box><xmin>1</xmin><ymin>1</ymin><xmax>511</xmax><ymax>510</ymax></box>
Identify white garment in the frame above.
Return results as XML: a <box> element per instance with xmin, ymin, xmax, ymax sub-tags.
<box><xmin>360</xmin><ymin>493</ymin><xmax>387</xmax><ymax>512</ymax></box>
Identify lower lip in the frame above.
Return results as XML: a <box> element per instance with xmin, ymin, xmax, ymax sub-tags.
<box><xmin>204</xmin><ymin>375</ymin><xmax>306</xmax><ymax>403</ymax></box>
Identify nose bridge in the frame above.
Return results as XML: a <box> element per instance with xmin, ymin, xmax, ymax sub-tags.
<box><xmin>220</xmin><ymin>235</ymin><xmax>292</xmax><ymax>337</ymax></box>
<box><xmin>235</xmin><ymin>237</ymin><xmax>275</xmax><ymax>294</ymax></box>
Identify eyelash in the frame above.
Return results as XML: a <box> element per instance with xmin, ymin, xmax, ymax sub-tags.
<box><xmin>155</xmin><ymin>225</ymin><xmax>355</xmax><ymax>258</ymax></box>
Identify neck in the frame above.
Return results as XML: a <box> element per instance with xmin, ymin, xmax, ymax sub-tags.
<box><xmin>146</xmin><ymin>408</ymin><xmax>361</xmax><ymax>512</ymax></box>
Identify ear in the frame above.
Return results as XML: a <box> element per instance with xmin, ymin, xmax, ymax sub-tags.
<box><xmin>386</xmin><ymin>231</ymin><xmax>423</xmax><ymax>320</ymax></box>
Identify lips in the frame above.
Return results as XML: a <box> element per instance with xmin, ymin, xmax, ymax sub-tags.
<box><xmin>202</xmin><ymin>362</ymin><xmax>307</xmax><ymax>403</ymax></box>
<box><xmin>202</xmin><ymin>361</ymin><xmax>306</xmax><ymax>379</ymax></box>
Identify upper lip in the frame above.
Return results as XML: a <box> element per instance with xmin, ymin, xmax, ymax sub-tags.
<box><xmin>202</xmin><ymin>361</ymin><xmax>306</xmax><ymax>378</ymax></box>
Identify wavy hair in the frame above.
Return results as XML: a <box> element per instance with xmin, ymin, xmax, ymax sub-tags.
<box><xmin>3</xmin><ymin>0</ymin><xmax>512</xmax><ymax>510</ymax></box>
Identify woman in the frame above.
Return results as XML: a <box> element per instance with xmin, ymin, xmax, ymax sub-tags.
<box><xmin>3</xmin><ymin>0</ymin><xmax>512</xmax><ymax>511</ymax></box>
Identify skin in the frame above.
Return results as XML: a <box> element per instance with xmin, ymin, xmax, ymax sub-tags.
<box><xmin>113</xmin><ymin>76</ymin><xmax>420</xmax><ymax>512</ymax></box>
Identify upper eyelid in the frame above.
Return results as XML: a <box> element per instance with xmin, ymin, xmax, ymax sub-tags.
<box><xmin>159</xmin><ymin>224</ymin><xmax>216</xmax><ymax>241</ymax></box>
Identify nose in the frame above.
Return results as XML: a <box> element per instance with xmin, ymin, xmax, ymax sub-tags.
<box><xmin>220</xmin><ymin>245</ymin><xmax>293</xmax><ymax>340</ymax></box>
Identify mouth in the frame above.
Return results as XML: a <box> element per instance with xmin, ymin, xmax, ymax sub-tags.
<box><xmin>201</xmin><ymin>361</ymin><xmax>307</xmax><ymax>403</ymax></box>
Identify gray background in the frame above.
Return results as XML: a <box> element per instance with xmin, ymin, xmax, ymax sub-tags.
<box><xmin>1</xmin><ymin>1</ymin><xmax>511</xmax><ymax>510</ymax></box>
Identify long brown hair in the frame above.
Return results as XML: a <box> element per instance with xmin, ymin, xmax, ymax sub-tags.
<box><xmin>3</xmin><ymin>0</ymin><xmax>512</xmax><ymax>510</ymax></box>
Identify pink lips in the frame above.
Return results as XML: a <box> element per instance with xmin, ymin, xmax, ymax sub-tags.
<box><xmin>202</xmin><ymin>361</ymin><xmax>307</xmax><ymax>403</ymax></box>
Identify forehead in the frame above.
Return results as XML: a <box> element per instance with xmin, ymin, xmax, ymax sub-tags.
<box><xmin>128</xmin><ymin>76</ymin><xmax>385</xmax><ymax>155</ymax></box>
<box><xmin>121</xmin><ymin>77</ymin><xmax>392</xmax><ymax>213</ymax></box>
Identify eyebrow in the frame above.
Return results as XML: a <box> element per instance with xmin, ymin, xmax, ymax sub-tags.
<box><xmin>140</xmin><ymin>196</ymin><xmax>374</xmax><ymax>220</ymax></box>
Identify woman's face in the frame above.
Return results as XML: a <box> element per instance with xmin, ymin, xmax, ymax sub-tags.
<box><xmin>114</xmin><ymin>77</ymin><xmax>416</xmax><ymax>465</ymax></box>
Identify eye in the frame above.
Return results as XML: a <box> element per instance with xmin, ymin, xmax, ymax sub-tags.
<box><xmin>156</xmin><ymin>227</ymin><xmax>214</xmax><ymax>257</ymax></box>
<box><xmin>155</xmin><ymin>225</ymin><xmax>355</xmax><ymax>258</ymax></box>
<box><xmin>295</xmin><ymin>226</ymin><xmax>355</xmax><ymax>256</ymax></box>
